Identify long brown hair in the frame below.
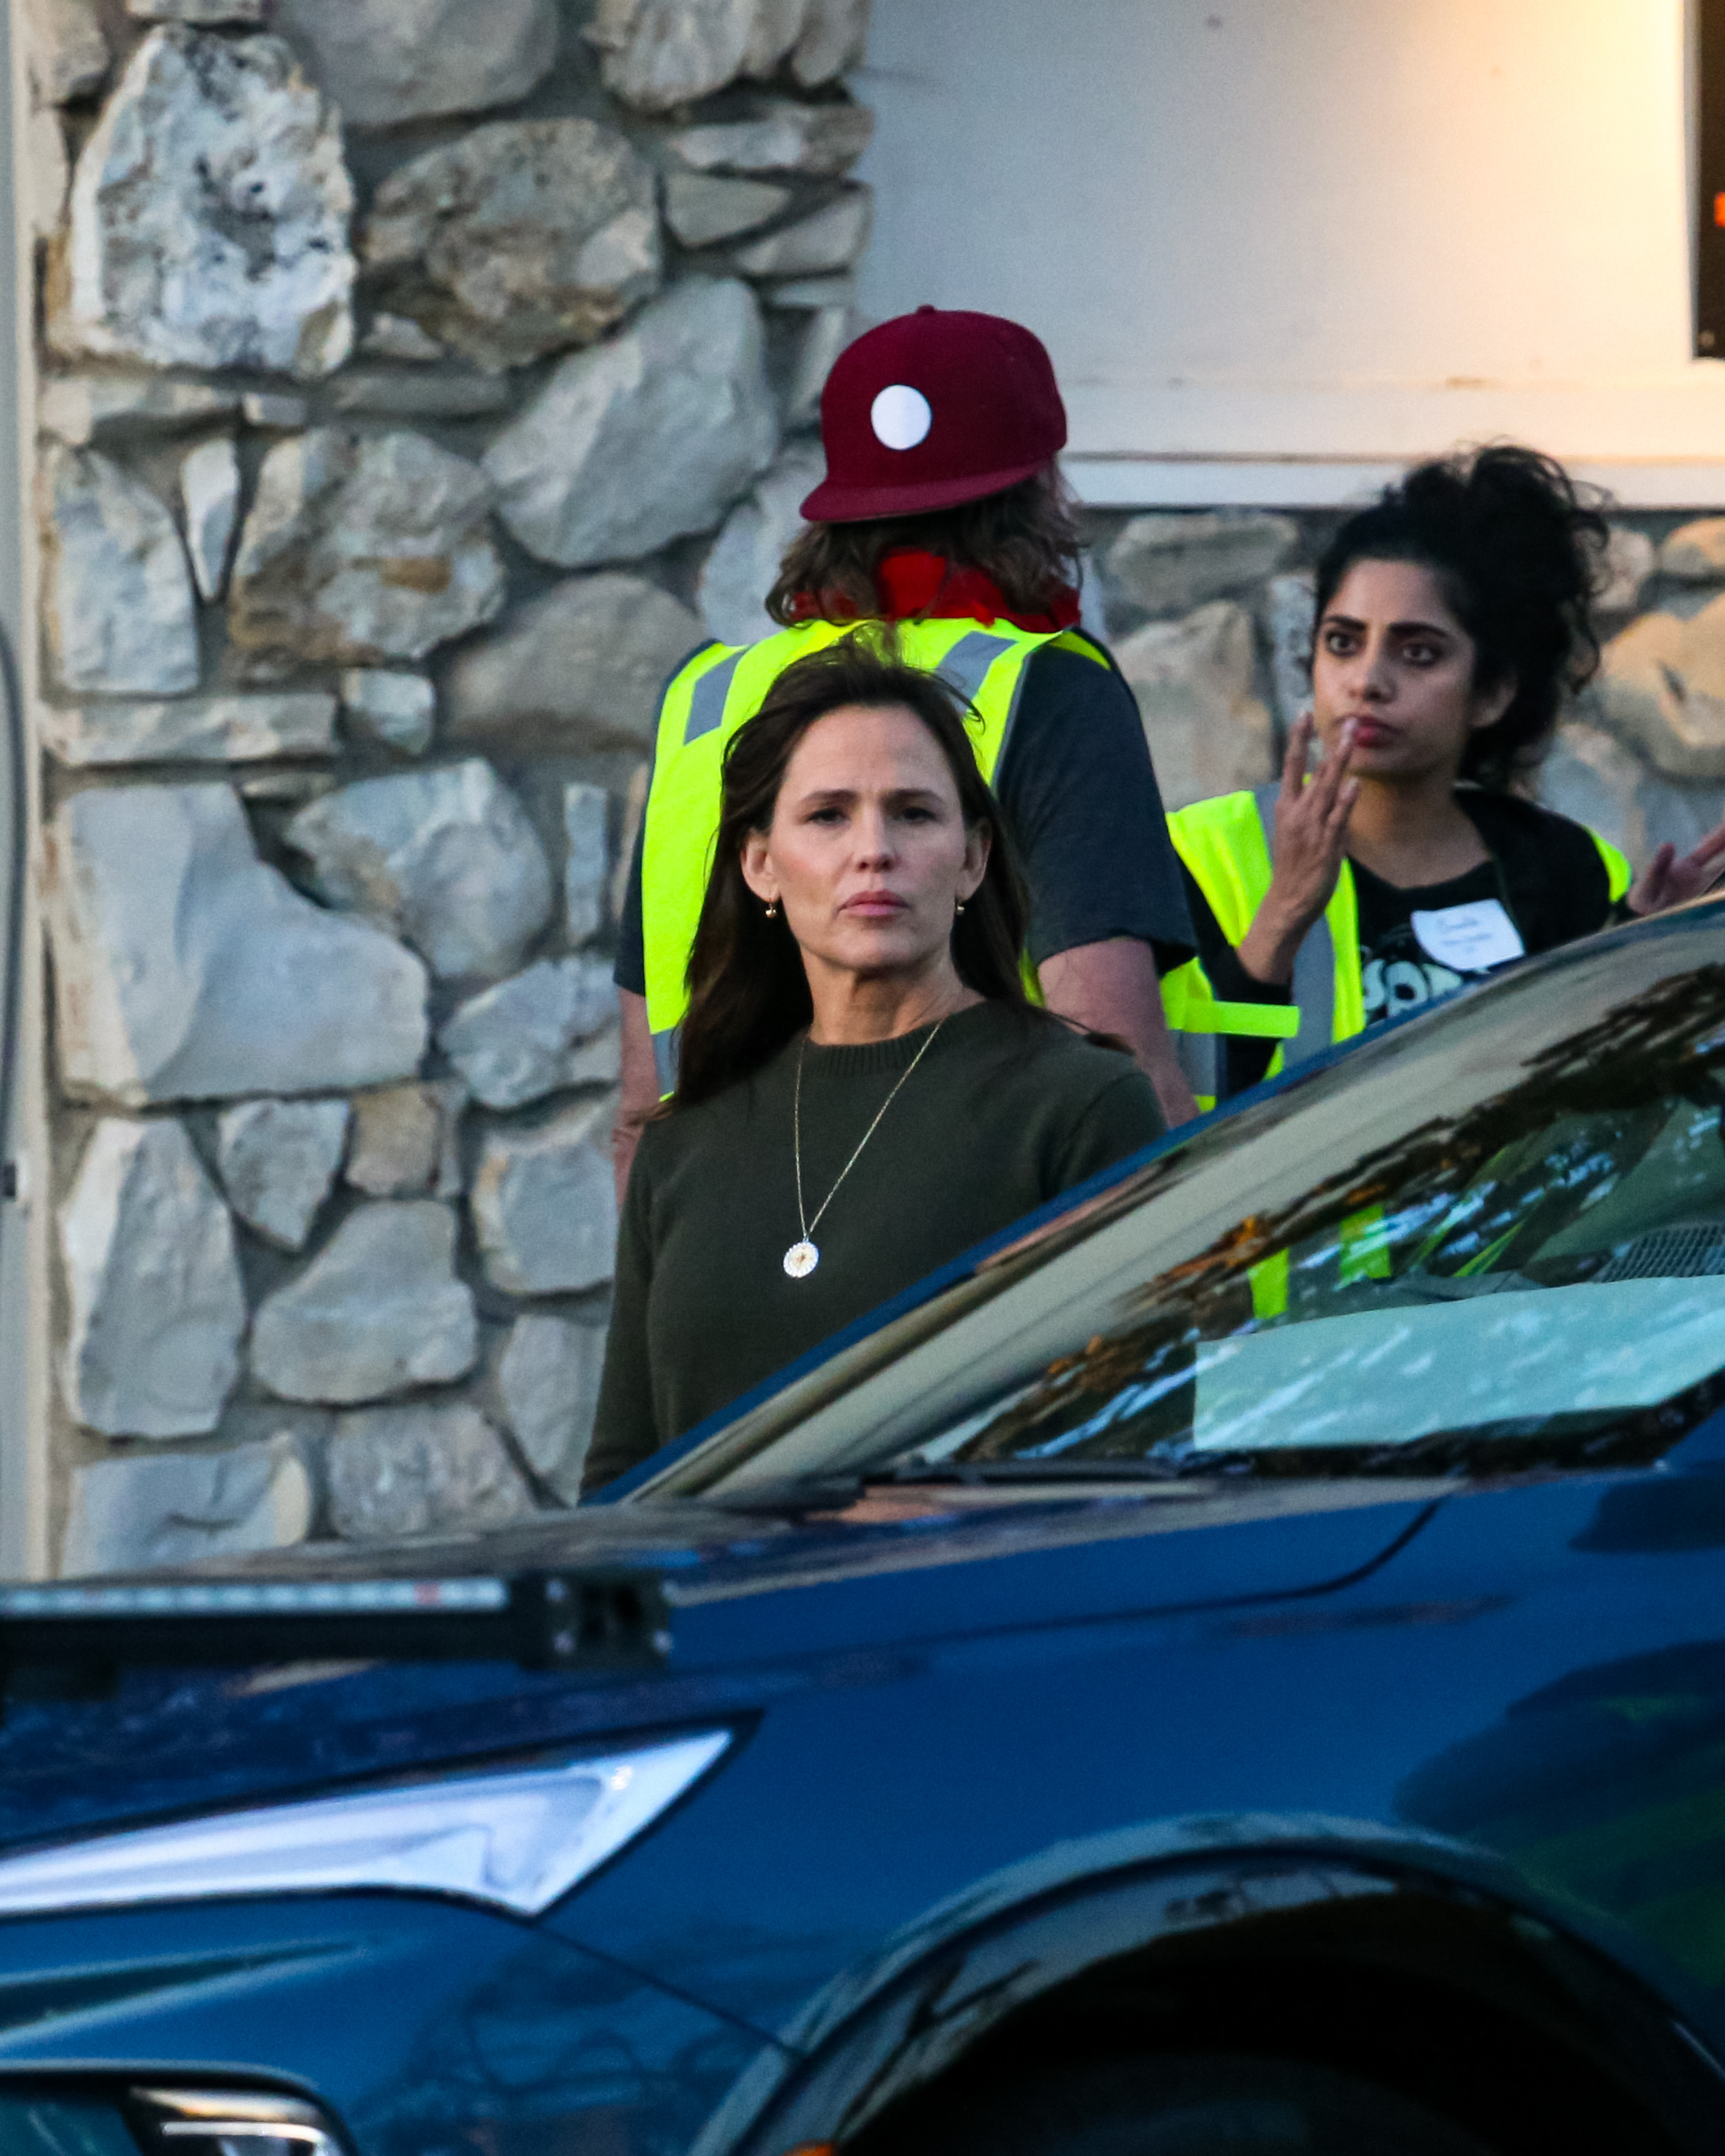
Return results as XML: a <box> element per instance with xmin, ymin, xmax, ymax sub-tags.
<box><xmin>673</xmin><ymin>634</ymin><xmax>1035</xmax><ymax>1109</ymax></box>
<box><xmin>765</xmin><ymin>466</ymin><xmax>1082</xmax><ymax>626</ymax></box>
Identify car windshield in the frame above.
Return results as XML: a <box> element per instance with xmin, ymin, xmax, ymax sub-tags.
<box><xmin>636</xmin><ymin>907</ymin><xmax>1725</xmax><ymax>1502</ymax></box>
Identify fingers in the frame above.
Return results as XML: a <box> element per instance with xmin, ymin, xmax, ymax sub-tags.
<box><xmin>1322</xmin><ymin>774</ymin><xmax>1361</xmax><ymax>843</ymax></box>
<box><xmin>1280</xmin><ymin>709</ymin><xmax>1356</xmax><ymax>818</ymax></box>
<box><xmin>1635</xmin><ymin>823</ymin><xmax>1725</xmax><ymax>917</ymax></box>
<box><xmin>1306</xmin><ymin>718</ymin><xmax>1356</xmax><ymax>820</ymax></box>
<box><xmin>1630</xmin><ymin>844</ymin><xmax>1675</xmax><ymax>916</ymax></box>
<box><xmin>1281</xmin><ymin>711</ymin><xmax>1313</xmax><ymax>802</ymax></box>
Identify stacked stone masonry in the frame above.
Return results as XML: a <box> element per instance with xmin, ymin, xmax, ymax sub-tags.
<box><xmin>31</xmin><ymin>0</ymin><xmax>872</xmax><ymax>1572</ymax></box>
<box><xmin>29</xmin><ymin>0</ymin><xmax>1723</xmax><ymax>1575</ymax></box>
<box><xmin>1088</xmin><ymin>508</ymin><xmax>1725</xmax><ymax>866</ymax></box>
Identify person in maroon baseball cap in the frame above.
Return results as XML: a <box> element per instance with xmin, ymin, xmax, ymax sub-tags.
<box><xmin>611</xmin><ymin>307</ymin><xmax>1198</xmax><ymax>1198</ymax></box>
<box><xmin>796</xmin><ymin>305</ymin><xmax>1072</xmax><ymax>524</ymax></box>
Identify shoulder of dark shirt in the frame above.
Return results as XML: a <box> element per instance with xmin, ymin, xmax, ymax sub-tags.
<box><xmin>958</xmin><ymin>1000</ymin><xmax>1146</xmax><ymax>1096</ymax></box>
<box><xmin>924</xmin><ymin>1004</ymin><xmax>1166</xmax><ymax>1166</ymax></box>
<box><xmin>1009</xmin><ymin>629</ymin><xmax>1130</xmax><ymax>720</ymax></box>
<box><xmin>1002</xmin><ymin>633</ymin><xmax>1171</xmax><ymax>819</ymax></box>
<box><xmin>1043</xmin><ymin>626</ymin><xmax>1118</xmax><ymax>668</ymax></box>
<box><xmin>1009</xmin><ymin>1011</ymin><xmax>1167</xmax><ymax>1159</ymax></box>
<box><xmin>1459</xmin><ymin>788</ymin><xmax>1611</xmax><ymax>880</ymax></box>
<box><xmin>997</xmin><ymin>634</ymin><xmax>1198</xmax><ymax>972</ymax></box>
<box><xmin>634</xmin><ymin>1057</ymin><xmax>771</xmax><ymax>1159</ymax></box>
<box><xmin>648</xmin><ymin>1005</ymin><xmax>1141</xmax><ymax>1140</ymax></box>
<box><xmin>1458</xmin><ymin>788</ymin><xmax>1614</xmax><ymax>944</ymax></box>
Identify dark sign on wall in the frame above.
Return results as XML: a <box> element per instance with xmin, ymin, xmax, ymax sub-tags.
<box><xmin>1700</xmin><ymin>0</ymin><xmax>1725</xmax><ymax>351</ymax></box>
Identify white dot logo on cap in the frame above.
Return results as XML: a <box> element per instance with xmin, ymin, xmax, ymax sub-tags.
<box><xmin>871</xmin><ymin>383</ymin><xmax>933</xmax><ymax>452</ymax></box>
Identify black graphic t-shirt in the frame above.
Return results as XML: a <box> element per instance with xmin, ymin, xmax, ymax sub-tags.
<box><xmin>1180</xmin><ymin>789</ymin><xmax>1628</xmax><ymax>1097</ymax></box>
<box><xmin>1353</xmin><ymin>855</ymin><xmax>1498</xmax><ymax>1026</ymax></box>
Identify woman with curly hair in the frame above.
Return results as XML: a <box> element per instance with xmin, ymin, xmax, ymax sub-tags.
<box><xmin>1162</xmin><ymin>444</ymin><xmax>1725</xmax><ymax>1105</ymax></box>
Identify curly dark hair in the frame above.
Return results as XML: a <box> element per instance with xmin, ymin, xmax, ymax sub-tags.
<box><xmin>672</xmin><ymin>633</ymin><xmax>1037</xmax><ymax>1109</ymax></box>
<box><xmin>765</xmin><ymin>465</ymin><xmax>1082</xmax><ymax>626</ymax></box>
<box><xmin>1312</xmin><ymin>443</ymin><xmax>1611</xmax><ymax>791</ymax></box>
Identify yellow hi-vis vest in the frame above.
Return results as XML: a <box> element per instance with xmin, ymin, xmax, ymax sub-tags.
<box><xmin>1160</xmin><ymin>783</ymin><xmax>1633</xmax><ymax>1112</ymax></box>
<box><xmin>641</xmin><ymin>616</ymin><xmax>1107</xmax><ymax>1095</ymax></box>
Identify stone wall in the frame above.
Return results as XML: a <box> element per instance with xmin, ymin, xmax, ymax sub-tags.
<box><xmin>25</xmin><ymin>1</ymin><xmax>1724</xmax><ymax>1579</ymax></box>
<box><xmin>1082</xmin><ymin>506</ymin><xmax>1725</xmax><ymax>871</ymax></box>
<box><xmin>24</xmin><ymin>0</ymin><xmax>872</xmax><ymax>1574</ymax></box>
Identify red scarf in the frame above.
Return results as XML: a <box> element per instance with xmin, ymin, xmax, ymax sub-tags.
<box><xmin>791</xmin><ymin>548</ymin><xmax>1082</xmax><ymax>634</ymax></box>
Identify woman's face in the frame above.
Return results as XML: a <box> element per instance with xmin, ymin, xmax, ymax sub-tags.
<box><xmin>740</xmin><ymin>702</ymin><xmax>988</xmax><ymax>983</ymax></box>
<box><xmin>1310</xmin><ymin>557</ymin><xmax>1514</xmax><ymax>783</ymax></box>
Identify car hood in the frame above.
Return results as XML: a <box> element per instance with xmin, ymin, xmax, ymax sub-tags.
<box><xmin>0</xmin><ymin>1479</ymin><xmax>1446</xmax><ymax>1858</ymax></box>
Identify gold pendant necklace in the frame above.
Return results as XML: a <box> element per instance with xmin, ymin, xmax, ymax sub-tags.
<box><xmin>785</xmin><ymin>1017</ymin><xmax>948</xmax><ymax>1280</ymax></box>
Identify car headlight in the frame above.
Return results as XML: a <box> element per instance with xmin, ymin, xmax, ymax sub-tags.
<box><xmin>129</xmin><ymin>2088</ymin><xmax>346</xmax><ymax>2156</ymax></box>
<box><xmin>0</xmin><ymin>2084</ymin><xmax>353</xmax><ymax>2156</ymax></box>
<box><xmin>0</xmin><ymin>1730</ymin><xmax>729</xmax><ymax>1920</ymax></box>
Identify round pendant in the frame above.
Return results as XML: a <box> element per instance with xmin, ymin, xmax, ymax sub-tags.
<box><xmin>783</xmin><ymin>1239</ymin><xmax>819</xmax><ymax>1280</ymax></box>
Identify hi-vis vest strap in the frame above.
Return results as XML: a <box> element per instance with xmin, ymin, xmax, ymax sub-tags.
<box><xmin>1160</xmin><ymin>785</ymin><xmax>1632</xmax><ymax>1113</ymax></box>
<box><xmin>641</xmin><ymin>617</ymin><xmax>1105</xmax><ymax>1094</ymax></box>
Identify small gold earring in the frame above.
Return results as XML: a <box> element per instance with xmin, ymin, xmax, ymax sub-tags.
<box><xmin>955</xmin><ymin>900</ymin><xmax>966</xmax><ymax>915</ymax></box>
<box><xmin>764</xmin><ymin>902</ymin><xmax>778</xmax><ymax>919</ymax></box>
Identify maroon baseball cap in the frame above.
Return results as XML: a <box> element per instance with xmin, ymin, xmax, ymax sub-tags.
<box><xmin>800</xmin><ymin>306</ymin><xmax>1068</xmax><ymax>523</ymax></box>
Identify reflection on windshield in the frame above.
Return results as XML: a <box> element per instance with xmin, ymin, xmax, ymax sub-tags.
<box><xmin>901</xmin><ymin>966</ymin><xmax>1725</xmax><ymax>1483</ymax></box>
<box><xmin>655</xmin><ymin>949</ymin><xmax>1725</xmax><ymax>1499</ymax></box>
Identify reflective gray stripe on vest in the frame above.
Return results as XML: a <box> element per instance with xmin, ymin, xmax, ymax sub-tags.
<box><xmin>936</xmin><ymin>630</ymin><xmax>1016</xmax><ymax>709</ymax></box>
<box><xmin>683</xmin><ymin>650</ymin><xmax>744</xmax><ymax>744</ymax></box>
<box><xmin>1289</xmin><ymin>918</ymin><xmax>1335</xmax><ymax>1063</ymax></box>
<box><xmin>1254</xmin><ymin>782</ymin><xmax>1336</xmax><ymax>1065</ymax></box>
<box><xmin>1174</xmin><ymin>1027</ymin><xmax>1219</xmax><ymax>1104</ymax></box>
<box><xmin>995</xmin><ymin>636</ymin><xmax>1041</xmax><ymax>771</ymax></box>
<box><xmin>652</xmin><ymin>1024</ymin><xmax>680</xmax><ymax>1097</ymax></box>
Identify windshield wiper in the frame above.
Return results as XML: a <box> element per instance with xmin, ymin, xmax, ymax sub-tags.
<box><xmin>696</xmin><ymin>1461</ymin><xmax>1209</xmax><ymax>1513</ymax></box>
<box><xmin>878</xmin><ymin>1458</ymin><xmax>1211</xmax><ymax>1486</ymax></box>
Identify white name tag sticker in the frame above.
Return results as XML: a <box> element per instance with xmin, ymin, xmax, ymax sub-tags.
<box><xmin>1410</xmin><ymin>897</ymin><xmax>1525</xmax><ymax>974</ymax></box>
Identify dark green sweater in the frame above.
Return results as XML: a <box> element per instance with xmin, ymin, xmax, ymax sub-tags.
<box><xmin>585</xmin><ymin>1001</ymin><xmax>1166</xmax><ymax>1492</ymax></box>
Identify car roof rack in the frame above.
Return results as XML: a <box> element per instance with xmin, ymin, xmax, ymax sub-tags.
<box><xmin>0</xmin><ymin>1569</ymin><xmax>671</xmax><ymax>1705</ymax></box>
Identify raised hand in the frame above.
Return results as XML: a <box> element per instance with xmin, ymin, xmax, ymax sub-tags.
<box><xmin>1628</xmin><ymin>819</ymin><xmax>1725</xmax><ymax>917</ymax></box>
<box><xmin>1238</xmin><ymin>711</ymin><xmax>1359</xmax><ymax>986</ymax></box>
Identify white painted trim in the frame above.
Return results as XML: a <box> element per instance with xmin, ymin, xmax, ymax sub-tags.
<box><xmin>1067</xmin><ymin>458</ymin><xmax>1402</xmax><ymax>510</ymax></box>
<box><xmin>1065</xmin><ymin>456</ymin><xmax>1725</xmax><ymax>513</ymax></box>
<box><xmin>1059</xmin><ymin>371</ymin><xmax>1725</xmax><ymax>508</ymax></box>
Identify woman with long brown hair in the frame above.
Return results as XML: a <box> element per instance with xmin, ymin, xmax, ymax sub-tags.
<box><xmin>584</xmin><ymin>638</ymin><xmax>1166</xmax><ymax>1493</ymax></box>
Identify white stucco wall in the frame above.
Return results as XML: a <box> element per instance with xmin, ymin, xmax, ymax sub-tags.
<box><xmin>856</xmin><ymin>0</ymin><xmax>1719</xmax><ymax>503</ymax></box>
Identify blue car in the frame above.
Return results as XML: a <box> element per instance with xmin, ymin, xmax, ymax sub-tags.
<box><xmin>13</xmin><ymin>903</ymin><xmax>1725</xmax><ymax>2156</ymax></box>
